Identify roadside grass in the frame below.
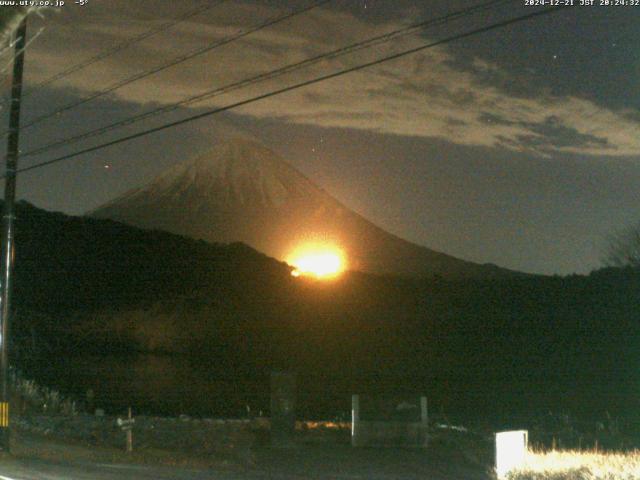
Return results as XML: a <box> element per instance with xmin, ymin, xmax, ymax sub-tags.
<box><xmin>506</xmin><ymin>449</ymin><xmax>640</xmax><ymax>479</ymax></box>
<box><xmin>10</xmin><ymin>428</ymin><xmax>244</xmax><ymax>470</ymax></box>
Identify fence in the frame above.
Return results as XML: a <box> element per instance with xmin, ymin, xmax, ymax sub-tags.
<box><xmin>351</xmin><ymin>394</ymin><xmax>428</xmax><ymax>447</ymax></box>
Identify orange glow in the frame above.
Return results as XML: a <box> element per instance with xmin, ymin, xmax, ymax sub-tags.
<box><xmin>288</xmin><ymin>243</ymin><xmax>345</xmax><ymax>279</ymax></box>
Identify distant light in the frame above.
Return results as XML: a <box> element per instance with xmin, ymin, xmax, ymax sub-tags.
<box><xmin>287</xmin><ymin>243</ymin><xmax>345</xmax><ymax>279</ymax></box>
<box><xmin>295</xmin><ymin>252</ymin><xmax>341</xmax><ymax>276</ymax></box>
<box><xmin>104</xmin><ymin>165</ymin><xmax>111</xmax><ymax>169</ymax></box>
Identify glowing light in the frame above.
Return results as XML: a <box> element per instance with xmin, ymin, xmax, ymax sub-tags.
<box><xmin>288</xmin><ymin>243</ymin><xmax>345</xmax><ymax>279</ymax></box>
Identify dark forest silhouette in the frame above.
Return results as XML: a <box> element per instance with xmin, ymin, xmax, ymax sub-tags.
<box><xmin>8</xmin><ymin>201</ymin><xmax>640</xmax><ymax>422</ymax></box>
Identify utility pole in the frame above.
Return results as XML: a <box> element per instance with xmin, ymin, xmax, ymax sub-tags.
<box><xmin>0</xmin><ymin>16</ymin><xmax>28</xmax><ymax>452</ymax></box>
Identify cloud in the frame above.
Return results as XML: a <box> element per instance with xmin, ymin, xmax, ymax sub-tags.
<box><xmin>22</xmin><ymin>1</ymin><xmax>640</xmax><ymax>157</ymax></box>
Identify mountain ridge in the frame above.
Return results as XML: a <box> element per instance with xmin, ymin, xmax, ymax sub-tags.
<box><xmin>91</xmin><ymin>138</ymin><xmax>520</xmax><ymax>278</ymax></box>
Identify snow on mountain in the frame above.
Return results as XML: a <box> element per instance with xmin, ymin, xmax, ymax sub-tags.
<box><xmin>90</xmin><ymin>138</ymin><xmax>514</xmax><ymax>278</ymax></box>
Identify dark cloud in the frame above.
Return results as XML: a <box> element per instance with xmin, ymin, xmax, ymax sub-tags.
<box><xmin>517</xmin><ymin>115</ymin><xmax>611</xmax><ymax>152</ymax></box>
<box><xmin>14</xmin><ymin>1</ymin><xmax>640</xmax><ymax>157</ymax></box>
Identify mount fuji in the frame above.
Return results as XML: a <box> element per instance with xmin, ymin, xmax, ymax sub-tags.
<box><xmin>90</xmin><ymin>138</ymin><xmax>514</xmax><ymax>278</ymax></box>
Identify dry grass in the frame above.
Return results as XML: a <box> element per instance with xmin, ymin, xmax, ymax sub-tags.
<box><xmin>506</xmin><ymin>449</ymin><xmax>640</xmax><ymax>479</ymax></box>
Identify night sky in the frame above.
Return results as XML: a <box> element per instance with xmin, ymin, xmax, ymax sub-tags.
<box><xmin>1</xmin><ymin>0</ymin><xmax>639</xmax><ymax>275</ymax></box>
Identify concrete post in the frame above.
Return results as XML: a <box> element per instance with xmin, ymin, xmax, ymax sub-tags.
<box><xmin>420</xmin><ymin>396</ymin><xmax>428</xmax><ymax>447</ymax></box>
<box><xmin>495</xmin><ymin>430</ymin><xmax>528</xmax><ymax>478</ymax></box>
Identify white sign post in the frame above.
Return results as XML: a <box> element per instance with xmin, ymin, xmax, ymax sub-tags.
<box><xmin>495</xmin><ymin>430</ymin><xmax>528</xmax><ymax>478</ymax></box>
<box><xmin>117</xmin><ymin>407</ymin><xmax>135</xmax><ymax>453</ymax></box>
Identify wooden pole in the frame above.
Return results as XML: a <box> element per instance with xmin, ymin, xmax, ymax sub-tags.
<box><xmin>126</xmin><ymin>407</ymin><xmax>133</xmax><ymax>453</ymax></box>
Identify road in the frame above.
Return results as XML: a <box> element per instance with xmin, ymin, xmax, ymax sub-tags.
<box><xmin>0</xmin><ymin>445</ymin><xmax>492</xmax><ymax>479</ymax></box>
<box><xmin>0</xmin><ymin>457</ymin><xmax>213</xmax><ymax>480</ymax></box>
<box><xmin>0</xmin><ymin>458</ymin><xmax>259</xmax><ymax>480</ymax></box>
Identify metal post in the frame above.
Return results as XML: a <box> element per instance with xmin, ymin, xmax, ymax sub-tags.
<box><xmin>0</xmin><ymin>16</ymin><xmax>28</xmax><ymax>452</ymax></box>
<box><xmin>351</xmin><ymin>394</ymin><xmax>359</xmax><ymax>447</ymax></box>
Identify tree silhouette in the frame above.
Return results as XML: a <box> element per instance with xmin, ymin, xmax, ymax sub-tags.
<box><xmin>604</xmin><ymin>223</ymin><xmax>640</xmax><ymax>267</ymax></box>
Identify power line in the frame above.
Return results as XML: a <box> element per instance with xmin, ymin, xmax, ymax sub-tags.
<box><xmin>0</xmin><ymin>26</ymin><xmax>46</xmax><ymax>78</ymax></box>
<box><xmin>14</xmin><ymin>0</ymin><xmax>332</xmax><ymax>134</ymax></box>
<box><xmin>11</xmin><ymin>5</ymin><xmax>570</xmax><ymax>177</ymax></box>
<box><xmin>0</xmin><ymin>0</ymin><xmax>225</xmax><ymax>107</ymax></box>
<box><xmin>20</xmin><ymin>0</ymin><xmax>513</xmax><ymax>159</ymax></box>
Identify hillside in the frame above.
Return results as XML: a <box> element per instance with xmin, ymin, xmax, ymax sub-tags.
<box><xmin>7</xmin><ymin>201</ymin><xmax>640</xmax><ymax>421</ymax></box>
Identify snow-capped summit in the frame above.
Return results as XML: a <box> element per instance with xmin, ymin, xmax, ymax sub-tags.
<box><xmin>116</xmin><ymin>138</ymin><xmax>320</xmax><ymax>209</ymax></box>
<box><xmin>91</xmin><ymin>138</ymin><xmax>513</xmax><ymax>278</ymax></box>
